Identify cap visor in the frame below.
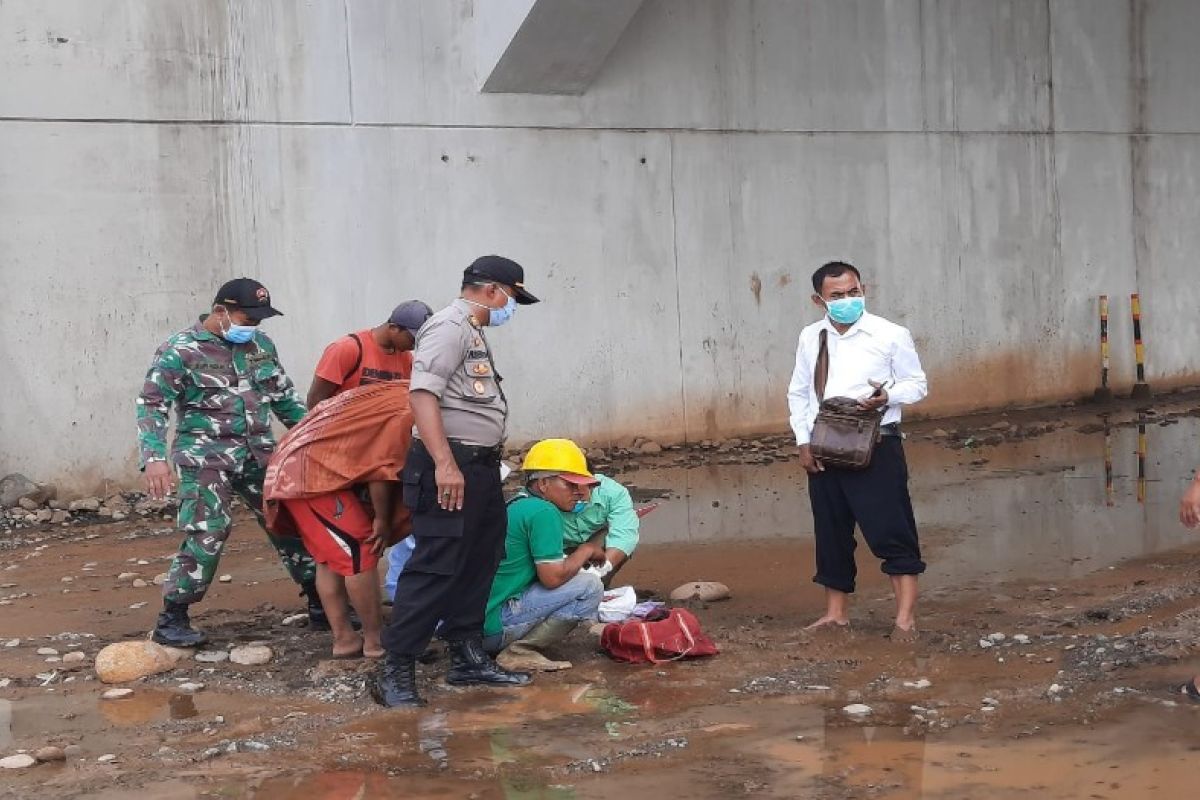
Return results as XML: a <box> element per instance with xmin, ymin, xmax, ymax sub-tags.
<box><xmin>514</xmin><ymin>287</ymin><xmax>539</xmax><ymax>305</ymax></box>
<box><xmin>243</xmin><ymin>305</ymin><xmax>283</xmax><ymax>320</ymax></box>
<box><xmin>558</xmin><ymin>472</ymin><xmax>599</xmax><ymax>486</ymax></box>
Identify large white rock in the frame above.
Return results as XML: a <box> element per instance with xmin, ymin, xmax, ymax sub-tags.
<box><xmin>669</xmin><ymin>581</ymin><xmax>731</xmax><ymax>602</ymax></box>
<box><xmin>0</xmin><ymin>754</ymin><xmax>37</xmax><ymax>769</ymax></box>
<box><xmin>94</xmin><ymin>641</ymin><xmax>178</xmax><ymax>683</ymax></box>
<box><xmin>229</xmin><ymin>645</ymin><xmax>273</xmax><ymax>666</ymax></box>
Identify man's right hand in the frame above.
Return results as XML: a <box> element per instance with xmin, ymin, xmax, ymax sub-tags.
<box><xmin>1181</xmin><ymin>475</ymin><xmax>1200</xmax><ymax>528</ymax></box>
<box><xmin>797</xmin><ymin>444</ymin><xmax>824</xmax><ymax>474</ymax></box>
<box><xmin>143</xmin><ymin>461</ymin><xmax>175</xmax><ymax>499</ymax></box>
<box><xmin>434</xmin><ymin>459</ymin><xmax>466</xmax><ymax>511</ymax></box>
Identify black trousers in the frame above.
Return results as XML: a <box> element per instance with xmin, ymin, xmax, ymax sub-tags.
<box><xmin>807</xmin><ymin>436</ymin><xmax>925</xmax><ymax>594</ymax></box>
<box><xmin>381</xmin><ymin>440</ymin><xmax>507</xmax><ymax>657</ymax></box>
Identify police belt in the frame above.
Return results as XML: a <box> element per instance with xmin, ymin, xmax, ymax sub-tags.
<box><xmin>411</xmin><ymin>437</ymin><xmax>503</xmax><ymax>466</ymax></box>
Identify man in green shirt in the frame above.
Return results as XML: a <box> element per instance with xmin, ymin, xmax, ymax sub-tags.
<box><xmin>559</xmin><ymin>473</ymin><xmax>640</xmax><ymax>584</ymax></box>
<box><xmin>484</xmin><ymin>439</ymin><xmax>605</xmax><ymax>672</ymax></box>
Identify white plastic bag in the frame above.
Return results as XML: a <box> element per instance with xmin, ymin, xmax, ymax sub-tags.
<box><xmin>597</xmin><ymin>585</ymin><xmax>638</xmax><ymax>623</ymax></box>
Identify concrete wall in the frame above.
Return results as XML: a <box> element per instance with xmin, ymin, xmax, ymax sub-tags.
<box><xmin>2</xmin><ymin>0</ymin><xmax>1198</xmax><ymax>491</ymax></box>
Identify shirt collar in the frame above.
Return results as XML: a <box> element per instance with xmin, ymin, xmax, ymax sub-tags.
<box><xmin>191</xmin><ymin>318</ymin><xmax>218</xmax><ymax>342</ymax></box>
<box><xmin>452</xmin><ymin>297</ymin><xmax>483</xmax><ymax>328</ymax></box>
<box><xmin>820</xmin><ymin>310</ymin><xmax>879</xmax><ymax>338</ymax></box>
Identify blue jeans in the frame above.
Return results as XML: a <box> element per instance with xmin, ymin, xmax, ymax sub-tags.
<box><xmin>383</xmin><ymin>536</ymin><xmax>416</xmax><ymax>601</ymax></box>
<box><xmin>483</xmin><ymin>572</ymin><xmax>603</xmax><ymax>652</ymax></box>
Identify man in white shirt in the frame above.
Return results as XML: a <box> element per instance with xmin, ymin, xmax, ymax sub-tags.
<box><xmin>787</xmin><ymin>261</ymin><xmax>928</xmax><ymax>641</ymax></box>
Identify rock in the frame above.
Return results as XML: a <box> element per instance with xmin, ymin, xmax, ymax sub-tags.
<box><xmin>177</xmin><ymin>682</ymin><xmax>205</xmax><ymax>693</ymax></box>
<box><xmin>0</xmin><ymin>473</ymin><xmax>39</xmax><ymax>508</ymax></box>
<box><xmin>49</xmin><ymin>510</ymin><xmax>70</xmax><ymax>525</ymax></box>
<box><xmin>36</xmin><ymin>647</ymin><xmax>59</xmax><ymax>656</ymax></box>
<box><xmin>229</xmin><ymin>645</ymin><xmax>273</xmax><ymax>666</ymax></box>
<box><xmin>0</xmin><ymin>754</ymin><xmax>37</xmax><ymax>769</ymax></box>
<box><xmin>639</xmin><ymin>441</ymin><xmax>663</xmax><ymax>455</ymax></box>
<box><xmin>194</xmin><ymin>650</ymin><xmax>229</xmax><ymax>664</ymax></box>
<box><xmin>930</xmin><ymin>428</ymin><xmax>951</xmax><ymax>438</ymax></box>
<box><xmin>1012</xmin><ymin>634</ymin><xmax>1031</xmax><ymax>645</ymax></box>
<box><xmin>1048</xmin><ymin>683</ymin><xmax>1063</xmax><ymax>695</ymax></box>
<box><xmin>62</xmin><ymin>651</ymin><xmax>87</xmax><ymax>665</ymax></box>
<box><xmin>94</xmin><ymin>641</ymin><xmax>178</xmax><ymax>683</ymax></box>
<box><xmin>68</xmin><ymin>497</ymin><xmax>101</xmax><ymax>513</ymax></box>
<box><xmin>35</xmin><ymin>509</ymin><xmax>53</xmax><ymax>523</ymax></box>
<box><xmin>132</xmin><ymin>579</ymin><xmax>148</xmax><ymax>588</ymax></box>
<box><xmin>152</xmin><ymin>573</ymin><xmax>168</xmax><ymax>586</ymax></box>
<box><xmin>17</xmin><ymin>497</ymin><xmax>40</xmax><ymax>512</ymax></box>
<box><xmin>979</xmin><ymin>639</ymin><xmax>994</xmax><ymax>649</ymax></box>
<box><xmin>281</xmin><ymin>613</ymin><xmax>308</xmax><ymax>626</ymax></box>
<box><xmin>34</xmin><ymin>746</ymin><xmax>66</xmax><ymax>763</ymax></box>
<box><xmin>218</xmin><ymin>574</ymin><xmax>233</xmax><ymax>584</ymax></box>
<box><xmin>988</xmin><ymin>632</ymin><xmax>1006</xmax><ymax>643</ymax></box>
<box><xmin>238</xmin><ymin>741</ymin><xmax>270</xmax><ymax>752</ymax></box>
<box><xmin>97</xmin><ymin>754</ymin><xmax>116</xmax><ymax>763</ymax></box>
<box><xmin>158</xmin><ymin>646</ymin><xmax>194</xmax><ymax>663</ymax></box>
<box><xmin>112</xmin><ymin>511</ymin><xmax>127</xmax><ymax>521</ymax></box>
<box><xmin>101</xmin><ymin>688</ymin><xmax>134</xmax><ymax>700</ymax></box>
<box><xmin>903</xmin><ymin>678</ymin><xmax>932</xmax><ymax>689</ymax></box>
<box><xmin>842</xmin><ymin>703</ymin><xmax>873</xmax><ymax>716</ymax></box>
<box><xmin>669</xmin><ymin>581</ymin><xmax>731</xmax><ymax>602</ymax></box>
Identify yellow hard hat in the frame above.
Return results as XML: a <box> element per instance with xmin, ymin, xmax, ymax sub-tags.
<box><xmin>522</xmin><ymin>439</ymin><xmax>596</xmax><ymax>483</ymax></box>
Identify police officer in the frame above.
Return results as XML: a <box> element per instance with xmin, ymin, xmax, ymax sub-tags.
<box><xmin>374</xmin><ymin>256</ymin><xmax>539</xmax><ymax>707</ymax></box>
<box><xmin>137</xmin><ymin>278</ymin><xmax>322</xmax><ymax>647</ymax></box>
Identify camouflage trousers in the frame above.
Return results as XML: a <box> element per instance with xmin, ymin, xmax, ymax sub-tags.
<box><xmin>163</xmin><ymin>462</ymin><xmax>316</xmax><ymax>605</ymax></box>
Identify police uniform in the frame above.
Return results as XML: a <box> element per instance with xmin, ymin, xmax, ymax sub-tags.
<box><xmin>381</xmin><ymin>288</ymin><xmax>527</xmax><ymax>658</ymax></box>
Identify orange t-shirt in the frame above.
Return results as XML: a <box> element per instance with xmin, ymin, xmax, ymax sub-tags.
<box><xmin>313</xmin><ymin>329</ymin><xmax>413</xmax><ymax>393</ymax></box>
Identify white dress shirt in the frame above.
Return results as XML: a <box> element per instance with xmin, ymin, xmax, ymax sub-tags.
<box><xmin>787</xmin><ymin>311</ymin><xmax>928</xmax><ymax>445</ymax></box>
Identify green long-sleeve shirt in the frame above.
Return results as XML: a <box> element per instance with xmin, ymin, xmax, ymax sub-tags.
<box><xmin>136</xmin><ymin>321</ymin><xmax>306</xmax><ymax>470</ymax></box>
<box><xmin>559</xmin><ymin>473</ymin><xmax>640</xmax><ymax>555</ymax></box>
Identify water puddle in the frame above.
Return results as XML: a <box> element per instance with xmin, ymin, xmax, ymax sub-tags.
<box><xmin>617</xmin><ymin>411</ymin><xmax>1200</xmax><ymax>585</ymax></box>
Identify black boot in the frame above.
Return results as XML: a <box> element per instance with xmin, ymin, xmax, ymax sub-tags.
<box><xmin>151</xmin><ymin>601</ymin><xmax>207</xmax><ymax>647</ymax></box>
<box><xmin>371</xmin><ymin>653</ymin><xmax>425</xmax><ymax>708</ymax></box>
<box><xmin>300</xmin><ymin>582</ymin><xmax>360</xmax><ymax>632</ymax></box>
<box><xmin>446</xmin><ymin>638</ymin><xmax>532</xmax><ymax>687</ymax></box>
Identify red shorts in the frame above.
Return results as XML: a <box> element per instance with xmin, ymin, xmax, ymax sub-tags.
<box><xmin>282</xmin><ymin>490</ymin><xmax>378</xmax><ymax>577</ymax></box>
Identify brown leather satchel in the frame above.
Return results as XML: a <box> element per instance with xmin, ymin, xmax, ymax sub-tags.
<box><xmin>809</xmin><ymin>329</ymin><xmax>883</xmax><ymax>470</ymax></box>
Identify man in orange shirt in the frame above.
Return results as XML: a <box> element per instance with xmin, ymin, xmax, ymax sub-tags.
<box><xmin>307</xmin><ymin>301</ymin><xmax>433</xmax><ymax>407</ymax></box>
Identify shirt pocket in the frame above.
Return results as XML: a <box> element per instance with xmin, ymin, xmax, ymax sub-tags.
<box><xmin>460</xmin><ymin>357</ymin><xmax>499</xmax><ymax>403</ymax></box>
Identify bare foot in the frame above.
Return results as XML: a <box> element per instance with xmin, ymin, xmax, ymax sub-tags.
<box><xmin>363</xmin><ymin>648</ymin><xmax>385</xmax><ymax>660</ymax></box>
<box><xmin>804</xmin><ymin>615</ymin><xmax>850</xmax><ymax>631</ymax></box>
<box><xmin>332</xmin><ymin>633</ymin><xmax>365</xmax><ymax>659</ymax></box>
<box><xmin>888</xmin><ymin>624</ymin><xmax>918</xmax><ymax>643</ymax></box>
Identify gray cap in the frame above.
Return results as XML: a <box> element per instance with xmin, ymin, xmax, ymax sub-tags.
<box><xmin>388</xmin><ymin>300</ymin><xmax>433</xmax><ymax>334</ymax></box>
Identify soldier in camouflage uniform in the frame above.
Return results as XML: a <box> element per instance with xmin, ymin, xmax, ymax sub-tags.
<box><xmin>137</xmin><ymin>278</ymin><xmax>323</xmax><ymax>647</ymax></box>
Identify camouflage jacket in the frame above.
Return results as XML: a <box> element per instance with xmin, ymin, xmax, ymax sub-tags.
<box><xmin>136</xmin><ymin>321</ymin><xmax>307</xmax><ymax>470</ymax></box>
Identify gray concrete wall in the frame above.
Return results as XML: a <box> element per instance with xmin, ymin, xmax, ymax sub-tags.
<box><xmin>2</xmin><ymin>0</ymin><xmax>1198</xmax><ymax>491</ymax></box>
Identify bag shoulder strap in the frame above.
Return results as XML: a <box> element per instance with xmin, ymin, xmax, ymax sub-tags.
<box><xmin>341</xmin><ymin>333</ymin><xmax>365</xmax><ymax>384</ymax></box>
<box><xmin>814</xmin><ymin>328</ymin><xmax>830</xmax><ymax>402</ymax></box>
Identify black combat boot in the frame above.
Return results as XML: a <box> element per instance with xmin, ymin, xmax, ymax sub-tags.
<box><xmin>446</xmin><ymin>638</ymin><xmax>532</xmax><ymax>687</ymax></box>
<box><xmin>300</xmin><ymin>581</ymin><xmax>331</xmax><ymax>631</ymax></box>
<box><xmin>151</xmin><ymin>601</ymin><xmax>208</xmax><ymax>647</ymax></box>
<box><xmin>371</xmin><ymin>653</ymin><xmax>425</xmax><ymax>708</ymax></box>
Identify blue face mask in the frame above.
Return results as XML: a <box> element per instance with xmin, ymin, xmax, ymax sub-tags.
<box><xmin>825</xmin><ymin>296</ymin><xmax>865</xmax><ymax>325</ymax></box>
<box><xmin>571</xmin><ymin>500</ymin><xmax>587</xmax><ymax>514</ymax></box>
<box><xmin>488</xmin><ymin>291</ymin><xmax>517</xmax><ymax>327</ymax></box>
<box><xmin>218</xmin><ymin>310</ymin><xmax>257</xmax><ymax>344</ymax></box>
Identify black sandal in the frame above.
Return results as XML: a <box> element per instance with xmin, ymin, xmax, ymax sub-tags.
<box><xmin>1172</xmin><ymin>678</ymin><xmax>1200</xmax><ymax>703</ymax></box>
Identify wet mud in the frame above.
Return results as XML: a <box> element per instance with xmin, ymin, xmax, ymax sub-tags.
<box><xmin>2</xmin><ymin>396</ymin><xmax>1200</xmax><ymax>799</ymax></box>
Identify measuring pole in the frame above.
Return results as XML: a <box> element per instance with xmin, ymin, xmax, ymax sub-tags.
<box><xmin>1130</xmin><ymin>293</ymin><xmax>1152</xmax><ymax>400</ymax></box>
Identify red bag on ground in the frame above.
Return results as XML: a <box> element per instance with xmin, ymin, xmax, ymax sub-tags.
<box><xmin>600</xmin><ymin>608</ymin><xmax>719</xmax><ymax>664</ymax></box>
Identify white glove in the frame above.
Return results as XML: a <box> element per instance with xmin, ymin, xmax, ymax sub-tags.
<box><xmin>583</xmin><ymin>559</ymin><xmax>614</xmax><ymax>579</ymax></box>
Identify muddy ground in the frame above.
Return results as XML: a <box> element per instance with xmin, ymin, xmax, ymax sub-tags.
<box><xmin>3</xmin><ymin>395</ymin><xmax>1200</xmax><ymax>799</ymax></box>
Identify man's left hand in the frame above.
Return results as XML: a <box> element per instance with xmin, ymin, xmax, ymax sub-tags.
<box><xmin>858</xmin><ymin>380</ymin><xmax>889</xmax><ymax>412</ymax></box>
